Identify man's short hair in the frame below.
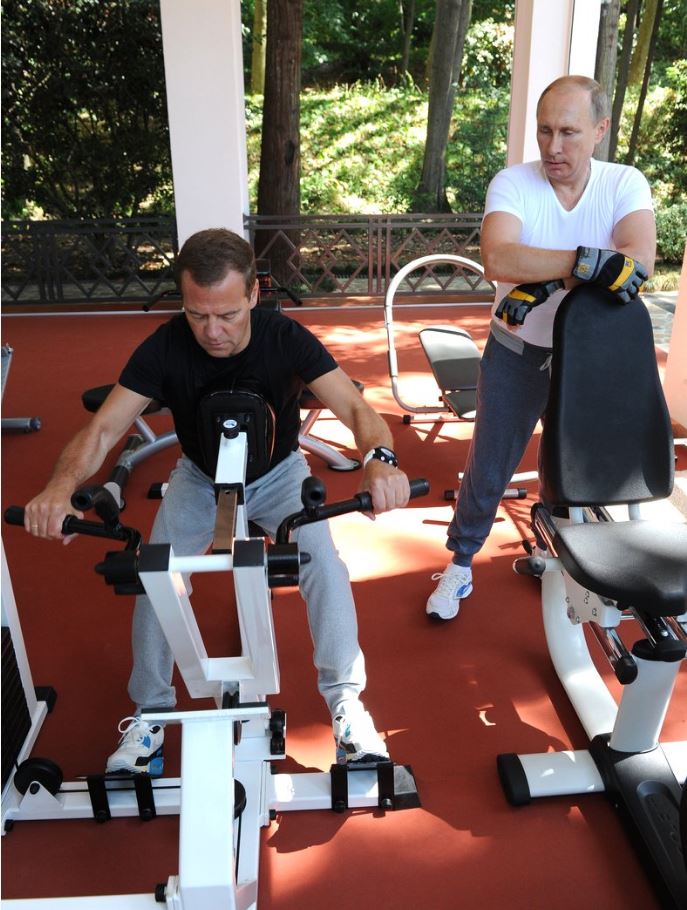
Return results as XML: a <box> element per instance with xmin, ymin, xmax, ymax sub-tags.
<box><xmin>537</xmin><ymin>75</ymin><xmax>609</xmax><ymax>124</ymax></box>
<box><xmin>176</xmin><ymin>228</ymin><xmax>256</xmax><ymax>294</ymax></box>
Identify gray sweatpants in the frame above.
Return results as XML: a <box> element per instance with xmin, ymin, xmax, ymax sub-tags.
<box><xmin>447</xmin><ymin>325</ymin><xmax>552</xmax><ymax>566</ymax></box>
<box><xmin>128</xmin><ymin>450</ymin><xmax>365</xmax><ymax>717</ymax></box>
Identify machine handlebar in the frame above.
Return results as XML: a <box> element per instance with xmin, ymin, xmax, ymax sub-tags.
<box><xmin>4</xmin><ymin>495</ymin><xmax>140</xmax><ymax>548</ymax></box>
<box><xmin>276</xmin><ymin>477</ymin><xmax>430</xmax><ymax>544</ymax></box>
<box><xmin>5</xmin><ymin>477</ymin><xmax>430</xmax><ymax>554</ymax></box>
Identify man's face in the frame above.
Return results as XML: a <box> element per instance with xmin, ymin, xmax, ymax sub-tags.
<box><xmin>181</xmin><ymin>268</ymin><xmax>258</xmax><ymax>358</ymax></box>
<box><xmin>536</xmin><ymin>86</ymin><xmax>608</xmax><ymax>187</ymax></box>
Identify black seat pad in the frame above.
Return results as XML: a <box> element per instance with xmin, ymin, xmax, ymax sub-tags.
<box><xmin>82</xmin><ymin>384</ymin><xmax>165</xmax><ymax>416</ymax></box>
<box><xmin>555</xmin><ymin>520</ymin><xmax>687</xmax><ymax>617</ymax></box>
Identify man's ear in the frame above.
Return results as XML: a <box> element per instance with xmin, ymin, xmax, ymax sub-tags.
<box><xmin>594</xmin><ymin>116</ymin><xmax>610</xmax><ymax>144</ymax></box>
<box><xmin>249</xmin><ymin>278</ymin><xmax>259</xmax><ymax>309</ymax></box>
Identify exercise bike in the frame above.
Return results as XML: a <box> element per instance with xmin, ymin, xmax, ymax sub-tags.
<box><xmin>495</xmin><ymin>285</ymin><xmax>687</xmax><ymax>909</ymax></box>
<box><xmin>2</xmin><ymin>389</ymin><xmax>429</xmax><ymax>909</ymax></box>
<box><xmin>81</xmin><ymin>268</ymin><xmax>361</xmax><ymax>504</ymax></box>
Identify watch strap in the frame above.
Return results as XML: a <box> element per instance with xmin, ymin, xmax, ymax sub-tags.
<box><xmin>363</xmin><ymin>446</ymin><xmax>398</xmax><ymax>468</ymax></box>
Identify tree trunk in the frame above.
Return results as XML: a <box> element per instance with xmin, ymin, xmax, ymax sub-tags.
<box><xmin>413</xmin><ymin>0</ymin><xmax>472</xmax><ymax>212</ymax></box>
<box><xmin>609</xmin><ymin>0</ymin><xmax>641</xmax><ymax>161</ymax></box>
<box><xmin>628</xmin><ymin>0</ymin><xmax>659</xmax><ymax>87</ymax></box>
<box><xmin>594</xmin><ymin>0</ymin><xmax>620</xmax><ymax>161</ymax></box>
<box><xmin>400</xmin><ymin>0</ymin><xmax>416</xmax><ymax>77</ymax></box>
<box><xmin>626</xmin><ymin>0</ymin><xmax>663</xmax><ymax>164</ymax></box>
<box><xmin>256</xmin><ymin>0</ymin><xmax>302</xmax><ymax>281</ymax></box>
<box><xmin>250</xmin><ymin>0</ymin><xmax>267</xmax><ymax>95</ymax></box>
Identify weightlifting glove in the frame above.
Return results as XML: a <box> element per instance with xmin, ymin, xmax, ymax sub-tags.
<box><xmin>495</xmin><ymin>279</ymin><xmax>565</xmax><ymax>327</ymax></box>
<box><xmin>572</xmin><ymin>246</ymin><xmax>648</xmax><ymax>304</ymax></box>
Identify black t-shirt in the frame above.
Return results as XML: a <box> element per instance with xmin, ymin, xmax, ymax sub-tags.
<box><xmin>118</xmin><ymin>308</ymin><xmax>337</xmax><ymax>474</ymax></box>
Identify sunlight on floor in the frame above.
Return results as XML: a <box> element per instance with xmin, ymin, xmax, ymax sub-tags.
<box><xmin>330</xmin><ymin>506</ymin><xmax>456</xmax><ymax>582</ymax></box>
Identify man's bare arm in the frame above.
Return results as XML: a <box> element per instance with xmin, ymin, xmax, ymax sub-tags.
<box><xmin>481</xmin><ymin>208</ymin><xmax>655</xmax><ymax>287</ymax></box>
<box><xmin>611</xmin><ymin>209</ymin><xmax>656</xmax><ymax>277</ymax></box>
<box><xmin>480</xmin><ymin>212</ymin><xmax>577</xmax><ymax>284</ymax></box>
<box><xmin>25</xmin><ymin>384</ymin><xmax>153</xmax><ymax>540</ymax></box>
<box><xmin>306</xmin><ymin>367</ymin><xmax>410</xmax><ymax>515</ymax></box>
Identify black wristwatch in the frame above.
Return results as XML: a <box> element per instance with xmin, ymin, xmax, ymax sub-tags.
<box><xmin>363</xmin><ymin>446</ymin><xmax>398</xmax><ymax>468</ymax></box>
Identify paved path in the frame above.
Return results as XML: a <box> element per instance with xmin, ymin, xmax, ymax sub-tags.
<box><xmin>643</xmin><ymin>291</ymin><xmax>678</xmax><ymax>349</ymax></box>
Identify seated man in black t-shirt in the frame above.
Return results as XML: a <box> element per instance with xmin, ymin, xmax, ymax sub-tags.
<box><xmin>24</xmin><ymin>228</ymin><xmax>410</xmax><ymax>772</ymax></box>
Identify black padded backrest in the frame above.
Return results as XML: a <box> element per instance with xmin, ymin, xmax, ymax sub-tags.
<box><xmin>539</xmin><ymin>285</ymin><xmax>674</xmax><ymax>507</ymax></box>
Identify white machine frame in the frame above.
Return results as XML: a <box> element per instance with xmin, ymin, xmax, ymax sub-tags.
<box><xmin>511</xmin><ymin>513</ymin><xmax>687</xmax><ymax>797</ymax></box>
<box><xmin>2</xmin><ymin>420</ymin><xmax>418</xmax><ymax>909</ymax></box>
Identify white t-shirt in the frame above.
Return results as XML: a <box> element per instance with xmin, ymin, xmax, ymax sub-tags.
<box><xmin>484</xmin><ymin>159</ymin><xmax>653</xmax><ymax>347</ymax></box>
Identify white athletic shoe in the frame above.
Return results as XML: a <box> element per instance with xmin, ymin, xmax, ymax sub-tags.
<box><xmin>106</xmin><ymin>716</ymin><xmax>165</xmax><ymax>776</ymax></box>
<box><xmin>333</xmin><ymin>701</ymin><xmax>390</xmax><ymax>765</ymax></box>
<box><xmin>426</xmin><ymin>563</ymin><xmax>473</xmax><ymax>621</ymax></box>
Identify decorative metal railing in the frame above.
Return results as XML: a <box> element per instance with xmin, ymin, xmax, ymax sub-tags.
<box><xmin>2</xmin><ymin>213</ymin><xmax>492</xmax><ymax>305</ymax></box>
<box><xmin>1</xmin><ymin>217</ymin><xmax>178</xmax><ymax>305</ymax></box>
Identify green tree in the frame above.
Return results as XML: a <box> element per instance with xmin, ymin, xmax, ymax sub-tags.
<box><xmin>413</xmin><ymin>0</ymin><xmax>473</xmax><ymax>212</ymax></box>
<box><xmin>2</xmin><ymin>0</ymin><xmax>171</xmax><ymax>219</ymax></box>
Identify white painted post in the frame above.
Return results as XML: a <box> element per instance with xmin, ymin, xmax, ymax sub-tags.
<box><xmin>159</xmin><ymin>0</ymin><xmax>250</xmax><ymax>246</ymax></box>
<box><xmin>507</xmin><ymin>0</ymin><xmax>602</xmax><ymax>166</ymax></box>
<box><xmin>663</xmin><ymin>245</ymin><xmax>687</xmax><ymax>431</ymax></box>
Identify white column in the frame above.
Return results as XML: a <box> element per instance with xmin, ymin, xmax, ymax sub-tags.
<box><xmin>507</xmin><ymin>0</ymin><xmax>602</xmax><ymax>166</ymax></box>
<box><xmin>159</xmin><ymin>0</ymin><xmax>249</xmax><ymax>246</ymax></box>
<box><xmin>663</xmin><ymin>245</ymin><xmax>687</xmax><ymax>431</ymax></box>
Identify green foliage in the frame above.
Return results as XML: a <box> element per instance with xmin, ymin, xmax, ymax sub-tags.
<box><xmin>2</xmin><ymin>0</ymin><xmax>172</xmax><ymax>219</ymax></box>
<box><xmin>655</xmin><ymin>202</ymin><xmax>687</xmax><ymax>263</ymax></box>
<box><xmin>246</xmin><ymin>81</ymin><xmax>508</xmax><ymax>214</ymax></box>
<box><xmin>445</xmin><ymin>90</ymin><xmax>509</xmax><ymax>212</ymax></box>
<box><xmin>461</xmin><ymin>19</ymin><xmax>513</xmax><ymax>91</ymax></box>
<box><xmin>614</xmin><ymin>70</ymin><xmax>687</xmax><ymax>207</ymax></box>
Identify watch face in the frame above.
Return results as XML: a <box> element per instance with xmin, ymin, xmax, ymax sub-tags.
<box><xmin>379</xmin><ymin>447</ymin><xmax>395</xmax><ymax>458</ymax></box>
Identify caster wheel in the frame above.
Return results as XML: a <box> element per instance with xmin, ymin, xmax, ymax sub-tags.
<box><xmin>14</xmin><ymin>757</ymin><xmax>63</xmax><ymax>796</ymax></box>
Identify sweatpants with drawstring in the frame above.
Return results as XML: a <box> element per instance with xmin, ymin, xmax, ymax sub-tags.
<box><xmin>447</xmin><ymin>323</ymin><xmax>553</xmax><ymax>567</ymax></box>
<box><xmin>128</xmin><ymin>450</ymin><xmax>366</xmax><ymax>717</ymax></box>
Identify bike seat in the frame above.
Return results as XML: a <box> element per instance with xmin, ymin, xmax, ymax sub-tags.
<box><xmin>554</xmin><ymin>520</ymin><xmax>687</xmax><ymax>617</ymax></box>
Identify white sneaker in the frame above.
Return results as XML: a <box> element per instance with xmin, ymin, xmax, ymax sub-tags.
<box><xmin>333</xmin><ymin>701</ymin><xmax>390</xmax><ymax>765</ymax></box>
<box><xmin>106</xmin><ymin>716</ymin><xmax>165</xmax><ymax>776</ymax></box>
<box><xmin>426</xmin><ymin>563</ymin><xmax>473</xmax><ymax>621</ymax></box>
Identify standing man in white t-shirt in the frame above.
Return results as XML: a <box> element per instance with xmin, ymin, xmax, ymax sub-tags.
<box><xmin>426</xmin><ymin>75</ymin><xmax>655</xmax><ymax>621</ymax></box>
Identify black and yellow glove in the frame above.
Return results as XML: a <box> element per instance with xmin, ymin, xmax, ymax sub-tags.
<box><xmin>572</xmin><ymin>246</ymin><xmax>648</xmax><ymax>304</ymax></box>
<box><xmin>495</xmin><ymin>279</ymin><xmax>565</xmax><ymax>327</ymax></box>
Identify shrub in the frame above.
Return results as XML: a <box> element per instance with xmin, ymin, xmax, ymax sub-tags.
<box><xmin>655</xmin><ymin>201</ymin><xmax>687</xmax><ymax>263</ymax></box>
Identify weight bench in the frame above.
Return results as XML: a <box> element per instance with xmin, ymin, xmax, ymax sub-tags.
<box><xmin>82</xmin><ymin>379</ymin><xmax>363</xmax><ymax>506</ymax></box>
<box><xmin>384</xmin><ymin>254</ymin><xmax>536</xmax><ymax>500</ymax></box>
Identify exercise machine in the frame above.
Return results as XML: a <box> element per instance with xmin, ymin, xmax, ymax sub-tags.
<box><xmin>82</xmin><ymin>272</ymin><xmax>361</xmax><ymax>504</ymax></box>
<box><xmin>384</xmin><ymin>254</ymin><xmax>492</xmax><ymax>422</ymax></box>
<box><xmin>384</xmin><ymin>254</ymin><xmax>536</xmax><ymax>500</ymax></box>
<box><xmin>81</xmin><ymin>377</ymin><xmax>364</xmax><ymax>513</ymax></box>
<box><xmin>3</xmin><ymin>391</ymin><xmax>429</xmax><ymax>909</ymax></box>
<box><xmin>496</xmin><ymin>285</ymin><xmax>687</xmax><ymax>909</ymax></box>
<box><xmin>1</xmin><ymin>343</ymin><xmax>41</xmax><ymax>433</ymax></box>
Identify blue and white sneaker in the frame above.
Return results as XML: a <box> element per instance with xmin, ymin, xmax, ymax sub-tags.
<box><xmin>333</xmin><ymin>701</ymin><xmax>390</xmax><ymax>765</ymax></box>
<box><xmin>106</xmin><ymin>716</ymin><xmax>164</xmax><ymax>776</ymax></box>
<box><xmin>426</xmin><ymin>563</ymin><xmax>473</xmax><ymax>621</ymax></box>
